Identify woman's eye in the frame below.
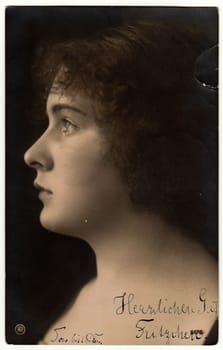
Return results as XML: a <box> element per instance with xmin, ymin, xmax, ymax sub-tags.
<box><xmin>61</xmin><ymin>118</ymin><xmax>79</xmax><ymax>135</ymax></box>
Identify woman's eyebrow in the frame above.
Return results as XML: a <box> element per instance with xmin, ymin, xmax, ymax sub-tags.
<box><xmin>50</xmin><ymin>103</ymin><xmax>87</xmax><ymax>116</ymax></box>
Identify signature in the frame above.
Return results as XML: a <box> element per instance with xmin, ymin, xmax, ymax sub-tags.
<box><xmin>50</xmin><ymin>326</ymin><xmax>104</xmax><ymax>344</ymax></box>
<box><xmin>113</xmin><ymin>288</ymin><xmax>218</xmax><ymax>316</ymax></box>
<box><xmin>135</xmin><ymin>319</ymin><xmax>206</xmax><ymax>344</ymax></box>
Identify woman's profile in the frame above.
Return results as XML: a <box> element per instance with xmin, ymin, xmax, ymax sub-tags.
<box><xmin>8</xmin><ymin>8</ymin><xmax>218</xmax><ymax>346</ymax></box>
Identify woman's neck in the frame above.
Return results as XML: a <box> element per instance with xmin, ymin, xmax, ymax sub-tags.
<box><xmin>86</xmin><ymin>209</ymin><xmax>173</xmax><ymax>282</ymax></box>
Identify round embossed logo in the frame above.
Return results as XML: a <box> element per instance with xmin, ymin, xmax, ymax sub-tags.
<box><xmin>14</xmin><ymin>324</ymin><xmax>26</xmax><ymax>335</ymax></box>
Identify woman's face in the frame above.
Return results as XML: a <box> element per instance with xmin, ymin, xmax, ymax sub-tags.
<box><xmin>24</xmin><ymin>81</ymin><xmax>129</xmax><ymax>239</ymax></box>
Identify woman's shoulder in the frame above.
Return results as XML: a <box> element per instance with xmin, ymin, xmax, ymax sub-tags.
<box><xmin>177</xmin><ymin>234</ymin><xmax>217</xmax><ymax>288</ymax></box>
<box><xmin>130</xmin><ymin>221</ymin><xmax>218</xmax><ymax>343</ymax></box>
<box><xmin>153</xmin><ymin>224</ymin><xmax>218</xmax><ymax>302</ymax></box>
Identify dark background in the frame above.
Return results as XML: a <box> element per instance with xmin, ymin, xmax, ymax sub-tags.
<box><xmin>6</xmin><ymin>7</ymin><xmax>218</xmax><ymax>344</ymax></box>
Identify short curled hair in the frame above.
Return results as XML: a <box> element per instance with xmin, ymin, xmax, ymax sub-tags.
<box><xmin>34</xmin><ymin>20</ymin><xmax>216</xmax><ymax>226</ymax></box>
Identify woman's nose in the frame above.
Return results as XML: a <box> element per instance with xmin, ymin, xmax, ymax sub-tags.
<box><xmin>24</xmin><ymin>133</ymin><xmax>53</xmax><ymax>171</ymax></box>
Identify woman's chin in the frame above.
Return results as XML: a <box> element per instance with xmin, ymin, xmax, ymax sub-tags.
<box><xmin>39</xmin><ymin>211</ymin><xmax>67</xmax><ymax>235</ymax></box>
<box><xmin>39</xmin><ymin>210</ymin><xmax>86</xmax><ymax>238</ymax></box>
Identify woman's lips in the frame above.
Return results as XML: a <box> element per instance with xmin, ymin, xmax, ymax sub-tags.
<box><xmin>34</xmin><ymin>181</ymin><xmax>52</xmax><ymax>193</ymax></box>
<box><xmin>38</xmin><ymin>190</ymin><xmax>52</xmax><ymax>201</ymax></box>
<box><xmin>34</xmin><ymin>181</ymin><xmax>53</xmax><ymax>201</ymax></box>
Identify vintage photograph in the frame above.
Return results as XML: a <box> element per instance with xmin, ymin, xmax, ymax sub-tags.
<box><xmin>6</xmin><ymin>6</ymin><xmax>218</xmax><ymax>345</ymax></box>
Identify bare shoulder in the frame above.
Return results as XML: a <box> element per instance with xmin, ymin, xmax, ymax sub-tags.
<box><xmin>171</xmin><ymin>230</ymin><xmax>217</xmax><ymax>288</ymax></box>
<box><xmin>157</xmin><ymin>225</ymin><xmax>218</xmax><ymax>299</ymax></box>
<box><xmin>151</xmin><ymin>227</ymin><xmax>218</xmax><ymax>344</ymax></box>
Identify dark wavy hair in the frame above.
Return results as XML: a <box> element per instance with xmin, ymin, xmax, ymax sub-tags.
<box><xmin>33</xmin><ymin>20</ymin><xmax>216</xmax><ymax>228</ymax></box>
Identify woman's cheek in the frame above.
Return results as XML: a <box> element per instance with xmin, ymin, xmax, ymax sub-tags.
<box><xmin>57</xmin><ymin>130</ymin><xmax>106</xmax><ymax>186</ymax></box>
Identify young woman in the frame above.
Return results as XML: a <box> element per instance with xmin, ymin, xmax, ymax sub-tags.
<box><xmin>24</xmin><ymin>20</ymin><xmax>218</xmax><ymax>345</ymax></box>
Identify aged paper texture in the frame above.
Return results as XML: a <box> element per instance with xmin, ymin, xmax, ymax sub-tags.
<box><xmin>6</xmin><ymin>6</ymin><xmax>218</xmax><ymax>346</ymax></box>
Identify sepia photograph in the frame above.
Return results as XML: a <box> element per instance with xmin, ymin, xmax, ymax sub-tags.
<box><xmin>6</xmin><ymin>6</ymin><xmax>218</xmax><ymax>346</ymax></box>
